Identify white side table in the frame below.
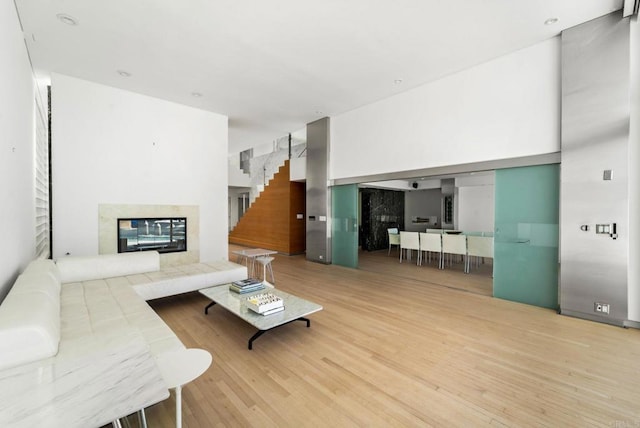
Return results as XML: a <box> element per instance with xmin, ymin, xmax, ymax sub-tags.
<box><xmin>155</xmin><ymin>348</ymin><xmax>212</xmax><ymax>428</ymax></box>
<box><xmin>256</xmin><ymin>256</ymin><xmax>275</xmax><ymax>285</ymax></box>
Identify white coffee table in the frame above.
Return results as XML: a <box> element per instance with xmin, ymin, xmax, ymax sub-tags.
<box><xmin>199</xmin><ymin>285</ymin><xmax>322</xmax><ymax>350</ymax></box>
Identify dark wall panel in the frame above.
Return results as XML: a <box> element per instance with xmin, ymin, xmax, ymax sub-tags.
<box><xmin>360</xmin><ymin>188</ymin><xmax>404</xmax><ymax>251</ymax></box>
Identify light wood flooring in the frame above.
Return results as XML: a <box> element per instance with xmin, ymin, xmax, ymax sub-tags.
<box><xmin>358</xmin><ymin>247</ymin><xmax>493</xmax><ymax>297</ymax></box>
<box><xmin>133</xmin><ymin>246</ymin><xmax>640</xmax><ymax>427</ymax></box>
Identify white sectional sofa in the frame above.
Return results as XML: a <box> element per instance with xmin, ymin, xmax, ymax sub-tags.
<box><xmin>0</xmin><ymin>251</ymin><xmax>247</xmax><ymax>427</ymax></box>
<box><xmin>55</xmin><ymin>251</ymin><xmax>248</xmax><ymax>301</ymax></box>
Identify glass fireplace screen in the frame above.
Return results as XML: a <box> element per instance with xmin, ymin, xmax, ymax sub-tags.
<box><xmin>117</xmin><ymin>217</ymin><xmax>186</xmax><ymax>254</ymax></box>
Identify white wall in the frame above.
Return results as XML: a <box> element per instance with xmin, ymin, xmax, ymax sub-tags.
<box><xmin>290</xmin><ymin>156</ymin><xmax>306</xmax><ymax>181</ymax></box>
<box><xmin>228</xmin><ymin>154</ymin><xmax>251</xmax><ymax>187</ymax></box>
<box><xmin>457</xmin><ymin>186</ymin><xmax>495</xmax><ymax>232</ymax></box>
<box><xmin>0</xmin><ymin>2</ymin><xmax>36</xmax><ymax>301</ymax></box>
<box><xmin>52</xmin><ymin>74</ymin><xmax>229</xmax><ymax>261</ymax></box>
<box><xmin>456</xmin><ymin>173</ymin><xmax>495</xmax><ymax>232</ymax></box>
<box><xmin>331</xmin><ymin>38</ymin><xmax>560</xmax><ymax>180</ymax></box>
<box><xmin>404</xmin><ymin>189</ymin><xmax>441</xmax><ymax>232</ymax></box>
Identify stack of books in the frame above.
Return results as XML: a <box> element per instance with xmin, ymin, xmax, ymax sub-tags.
<box><xmin>246</xmin><ymin>293</ymin><xmax>284</xmax><ymax>316</ymax></box>
<box><xmin>229</xmin><ymin>278</ymin><xmax>265</xmax><ymax>294</ymax></box>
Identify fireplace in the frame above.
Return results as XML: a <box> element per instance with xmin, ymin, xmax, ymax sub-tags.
<box><xmin>118</xmin><ymin>217</ymin><xmax>187</xmax><ymax>254</ymax></box>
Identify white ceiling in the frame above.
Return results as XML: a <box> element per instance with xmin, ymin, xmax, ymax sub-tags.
<box><xmin>15</xmin><ymin>0</ymin><xmax>623</xmax><ymax>153</ymax></box>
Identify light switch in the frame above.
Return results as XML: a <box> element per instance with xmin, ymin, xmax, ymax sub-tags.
<box><xmin>603</xmin><ymin>170</ymin><xmax>613</xmax><ymax>180</ymax></box>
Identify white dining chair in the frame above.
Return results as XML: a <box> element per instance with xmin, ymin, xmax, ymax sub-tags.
<box><xmin>419</xmin><ymin>232</ymin><xmax>443</xmax><ymax>269</ymax></box>
<box><xmin>387</xmin><ymin>228</ymin><xmax>401</xmax><ymax>256</ymax></box>
<box><xmin>466</xmin><ymin>236</ymin><xmax>493</xmax><ymax>274</ymax></box>
<box><xmin>442</xmin><ymin>233</ymin><xmax>468</xmax><ymax>272</ymax></box>
<box><xmin>400</xmin><ymin>231</ymin><xmax>421</xmax><ymax>265</ymax></box>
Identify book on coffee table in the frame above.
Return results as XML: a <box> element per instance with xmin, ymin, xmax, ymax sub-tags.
<box><xmin>246</xmin><ymin>293</ymin><xmax>284</xmax><ymax>314</ymax></box>
<box><xmin>260</xmin><ymin>306</ymin><xmax>285</xmax><ymax>316</ymax></box>
<box><xmin>229</xmin><ymin>283</ymin><xmax>265</xmax><ymax>294</ymax></box>
<box><xmin>232</xmin><ymin>278</ymin><xmax>262</xmax><ymax>288</ymax></box>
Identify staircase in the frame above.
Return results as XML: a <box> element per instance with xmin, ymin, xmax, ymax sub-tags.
<box><xmin>229</xmin><ymin>160</ymin><xmax>306</xmax><ymax>255</ymax></box>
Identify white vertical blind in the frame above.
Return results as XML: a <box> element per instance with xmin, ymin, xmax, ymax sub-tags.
<box><xmin>35</xmin><ymin>94</ymin><xmax>50</xmax><ymax>258</ymax></box>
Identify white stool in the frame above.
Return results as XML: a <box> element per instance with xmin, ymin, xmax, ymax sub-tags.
<box><xmin>256</xmin><ymin>256</ymin><xmax>275</xmax><ymax>286</ymax></box>
<box><xmin>155</xmin><ymin>348</ymin><xmax>212</xmax><ymax>428</ymax></box>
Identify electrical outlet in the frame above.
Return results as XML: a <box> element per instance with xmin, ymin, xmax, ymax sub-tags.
<box><xmin>594</xmin><ymin>302</ymin><xmax>610</xmax><ymax>314</ymax></box>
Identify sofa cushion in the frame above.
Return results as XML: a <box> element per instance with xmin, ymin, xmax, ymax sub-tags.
<box><xmin>0</xmin><ymin>272</ymin><xmax>60</xmax><ymax>371</ymax></box>
<box><xmin>56</xmin><ymin>251</ymin><xmax>160</xmax><ymax>283</ymax></box>
<box><xmin>61</xmin><ymin>278</ymin><xmax>184</xmax><ymax>357</ymax></box>
<box><xmin>22</xmin><ymin>258</ymin><xmax>61</xmax><ymax>283</ymax></box>
<box><xmin>9</xmin><ymin>271</ymin><xmax>61</xmax><ymax>302</ymax></box>
<box><xmin>127</xmin><ymin>260</ymin><xmax>247</xmax><ymax>301</ymax></box>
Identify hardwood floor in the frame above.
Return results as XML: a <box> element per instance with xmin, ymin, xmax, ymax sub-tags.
<box><xmin>136</xmin><ymin>248</ymin><xmax>640</xmax><ymax>427</ymax></box>
<box><xmin>358</xmin><ymin>247</ymin><xmax>493</xmax><ymax>297</ymax></box>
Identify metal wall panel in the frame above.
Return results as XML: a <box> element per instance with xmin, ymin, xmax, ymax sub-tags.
<box><xmin>560</xmin><ymin>13</ymin><xmax>630</xmax><ymax>325</ymax></box>
<box><xmin>306</xmin><ymin>117</ymin><xmax>331</xmax><ymax>263</ymax></box>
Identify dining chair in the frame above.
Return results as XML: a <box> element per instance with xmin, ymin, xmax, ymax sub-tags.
<box><xmin>387</xmin><ymin>228</ymin><xmax>401</xmax><ymax>256</ymax></box>
<box><xmin>442</xmin><ymin>233</ymin><xmax>468</xmax><ymax>273</ymax></box>
<box><xmin>419</xmin><ymin>232</ymin><xmax>443</xmax><ymax>269</ymax></box>
<box><xmin>466</xmin><ymin>236</ymin><xmax>493</xmax><ymax>274</ymax></box>
<box><xmin>399</xmin><ymin>231</ymin><xmax>421</xmax><ymax>265</ymax></box>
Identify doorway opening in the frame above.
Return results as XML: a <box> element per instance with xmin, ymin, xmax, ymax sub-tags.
<box><xmin>355</xmin><ymin>171</ymin><xmax>495</xmax><ymax>297</ymax></box>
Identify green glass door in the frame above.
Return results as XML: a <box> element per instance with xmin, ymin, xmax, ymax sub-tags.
<box><xmin>494</xmin><ymin>164</ymin><xmax>559</xmax><ymax>309</ymax></box>
<box><xmin>331</xmin><ymin>184</ymin><xmax>358</xmax><ymax>268</ymax></box>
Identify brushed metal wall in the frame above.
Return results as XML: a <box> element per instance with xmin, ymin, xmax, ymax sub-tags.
<box><xmin>560</xmin><ymin>12</ymin><xmax>630</xmax><ymax>325</ymax></box>
<box><xmin>306</xmin><ymin>117</ymin><xmax>332</xmax><ymax>264</ymax></box>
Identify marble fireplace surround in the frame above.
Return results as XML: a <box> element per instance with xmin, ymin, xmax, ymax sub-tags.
<box><xmin>99</xmin><ymin>204</ymin><xmax>199</xmax><ymax>266</ymax></box>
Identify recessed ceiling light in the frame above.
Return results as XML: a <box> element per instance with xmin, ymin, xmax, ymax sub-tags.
<box><xmin>394</xmin><ymin>79</ymin><xmax>403</xmax><ymax>85</ymax></box>
<box><xmin>56</xmin><ymin>13</ymin><xmax>78</xmax><ymax>26</ymax></box>
<box><xmin>191</xmin><ymin>92</ymin><xmax>202</xmax><ymax>98</ymax></box>
<box><xmin>544</xmin><ymin>17</ymin><xmax>559</xmax><ymax>25</ymax></box>
<box><xmin>117</xmin><ymin>70</ymin><xmax>131</xmax><ymax>77</ymax></box>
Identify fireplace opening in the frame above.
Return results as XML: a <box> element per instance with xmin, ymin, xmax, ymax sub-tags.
<box><xmin>118</xmin><ymin>217</ymin><xmax>186</xmax><ymax>254</ymax></box>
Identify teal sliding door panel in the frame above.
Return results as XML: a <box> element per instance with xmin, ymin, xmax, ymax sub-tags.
<box><xmin>332</xmin><ymin>184</ymin><xmax>358</xmax><ymax>268</ymax></box>
<box><xmin>494</xmin><ymin>164</ymin><xmax>559</xmax><ymax>309</ymax></box>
